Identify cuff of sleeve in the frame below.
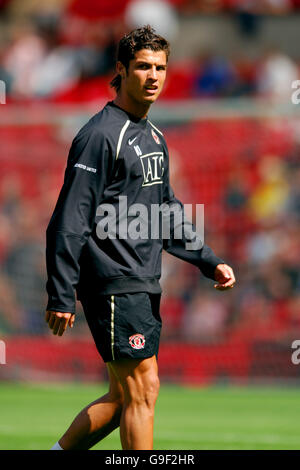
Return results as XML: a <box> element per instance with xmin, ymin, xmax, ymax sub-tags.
<box><xmin>199</xmin><ymin>257</ymin><xmax>225</xmax><ymax>281</ymax></box>
<box><xmin>46</xmin><ymin>303</ymin><xmax>76</xmax><ymax>314</ymax></box>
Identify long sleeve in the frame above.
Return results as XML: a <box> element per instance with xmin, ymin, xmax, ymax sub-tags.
<box><xmin>46</xmin><ymin>125</ymin><xmax>112</xmax><ymax>313</ymax></box>
<box><xmin>162</xmin><ymin>144</ymin><xmax>224</xmax><ymax>280</ymax></box>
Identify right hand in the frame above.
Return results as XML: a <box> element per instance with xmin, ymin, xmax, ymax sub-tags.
<box><xmin>45</xmin><ymin>310</ymin><xmax>75</xmax><ymax>336</ymax></box>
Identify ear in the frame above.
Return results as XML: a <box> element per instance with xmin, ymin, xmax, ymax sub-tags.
<box><xmin>116</xmin><ymin>61</ymin><xmax>126</xmax><ymax>79</ymax></box>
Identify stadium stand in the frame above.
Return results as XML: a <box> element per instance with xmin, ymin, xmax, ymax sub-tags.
<box><xmin>0</xmin><ymin>0</ymin><xmax>300</xmax><ymax>384</ymax></box>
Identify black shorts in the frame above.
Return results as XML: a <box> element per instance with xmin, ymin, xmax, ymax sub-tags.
<box><xmin>80</xmin><ymin>292</ymin><xmax>162</xmax><ymax>363</ymax></box>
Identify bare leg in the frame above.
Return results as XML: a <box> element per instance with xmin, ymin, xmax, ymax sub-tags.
<box><xmin>109</xmin><ymin>355</ymin><xmax>160</xmax><ymax>450</ymax></box>
<box><xmin>58</xmin><ymin>364</ymin><xmax>124</xmax><ymax>450</ymax></box>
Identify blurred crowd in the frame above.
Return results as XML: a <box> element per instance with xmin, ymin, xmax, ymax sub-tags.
<box><xmin>0</xmin><ymin>0</ymin><xmax>299</xmax><ymax>101</ymax></box>
<box><xmin>0</xmin><ymin>0</ymin><xmax>300</xmax><ymax>344</ymax></box>
<box><xmin>0</xmin><ymin>115</ymin><xmax>299</xmax><ymax>344</ymax></box>
<box><xmin>160</xmin><ymin>135</ymin><xmax>300</xmax><ymax>344</ymax></box>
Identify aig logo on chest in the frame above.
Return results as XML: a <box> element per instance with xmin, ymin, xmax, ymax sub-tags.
<box><xmin>139</xmin><ymin>152</ymin><xmax>164</xmax><ymax>187</ymax></box>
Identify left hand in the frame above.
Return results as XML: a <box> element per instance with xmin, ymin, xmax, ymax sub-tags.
<box><xmin>45</xmin><ymin>310</ymin><xmax>75</xmax><ymax>336</ymax></box>
<box><xmin>214</xmin><ymin>264</ymin><xmax>236</xmax><ymax>291</ymax></box>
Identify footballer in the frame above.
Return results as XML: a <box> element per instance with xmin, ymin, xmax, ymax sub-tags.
<box><xmin>45</xmin><ymin>25</ymin><xmax>235</xmax><ymax>450</ymax></box>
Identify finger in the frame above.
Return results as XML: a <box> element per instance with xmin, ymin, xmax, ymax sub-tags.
<box><xmin>215</xmin><ymin>265</ymin><xmax>231</xmax><ymax>282</ymax></box>
<box><xmin>214</xmin><ymin>275</ymin><xmax>235</xmax><ymax>287</ymax></box>
<box><xmin>222</xmin><ymin>267</ymin><xmax>233</xmax><ymax>280</ymax></box>
<box><xmin>220</xmin><ymin>268</ymin><xmax>235</xmax><ymax>284</ymax></box>
<box><xmin>45</xmin><ymin>311</ymin><xmax>51</xmax><ymax>323</ymax></box>
<box><xmin>214</xmin><ymin>281</ymin><xmax>235</xmax><ymax>290</ymax></box>
<box><xmin>69</xmin><ymin>315</ymin><xmax>75</xmax><ymax>328</ymax></box>
<box><xmin>48</xmin><ymin>312</ymin><xmax>57</xmax><ymax>329</ymax></box>
<box><xmin>52</xmin><ymin>315</ymin><xmax>63</xmax><ymax>335</ymax></box>
<box><xmin>57</xmin><ymin>316</ymin><xmax>70</xmax><ymax>336</ymax></box>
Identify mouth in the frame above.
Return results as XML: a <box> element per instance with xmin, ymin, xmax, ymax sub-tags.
<box><xmin>144</xmin><ymin>85</ymin><xmax>158</xmax><ymax>94</ymax></box>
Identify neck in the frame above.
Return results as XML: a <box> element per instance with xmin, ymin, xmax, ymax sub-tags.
<box><xmin>113</xmin><ymin>93</ymin><xmax>150</xmax><ymax>120</ymax></box>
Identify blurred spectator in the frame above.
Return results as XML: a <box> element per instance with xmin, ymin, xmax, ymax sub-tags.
<box><xmin>276</xmin><ymin>222</ymin><xmax>300</xmax><ymax>291</ymax></box>
<box><xmin>2</xmin><ymin>202</ymin><xmax>47</xmax><ymax>334</ymax></box>
<box><xmin>0</xmin><ymin>273</ymin><xmax>24</xmax><ymax>334</ymax></box>
<box><xmin>194</xmin><ymin>50</ymin><xmax>239</xmax><ymax>97</ymax></box>
<box><xmin>288</xmin><ymin>294</ymin><xmax>300</xmax><ymax>330</ymax></box>
<box><xmin>29</xmin><ymin>45</ymin><xmax>80</xmax><ymax>97</ymax></box>
<box><xmin>0</xmin><ymin>173</ymin><xmax>22</xmax><ymax>223</ymax></box>
<box><xmin>182</xmin><ymin>290</ymin><xmax>229</xmax><ymax>342</ymax></box>
<box><xmin>229</xmin><ymin>290</ymin><xmax>275</xmax><ymax>340</ymax></box>
<box><xmin>248</xmin><ymin>155</ymin><xmax>290</xmax><ymax>222</ymax></box>
<box><xmin>3</xmin><ymin>21</ymin><xmax>48</xmax><ymax>98</ymax></box>
<box><xmin>0</xmin><ymin>174</ymin><xmax>22</xmax><ymax>261</ymax></box>
<box><xmin>285</xmin><ymin>167</ymin><xmax>300</xmax><ymax>221</ymax></box>
<box><xmin>232</xmin><ymin>55</ymin><xmax>257</xmax><ymax>96</ymax></box>
<box><xmin>247</xmin><ymin>226</ymin><xmax>279</xmax><ymax>265</ymax></box>
<box><xmin>256</xmin><ymin>47</ymin><xmax>299</xmax><ymax>100</ymax></box>
<box><xmin>229</xmin><ymin>0</ymin><xmax>263</xmax><ymax>37</ymax></box>
<box><xmin>263</xmin><ymin>0</ymin><xmax>292</xmax><ymax>14</ymax></box>
<box><xmin>262</xmin><ymin>261</ymin><xmax>293</xmax><ymax>301</ymax></box>
<box><xmin>0</xmin><ymin>43</ymin><xmax>12</xmax><ymax>94</ymax></box>
<box><xmin>0</xmin><ymin>214</ymin><xmax>13</xmax><ymax>263</ymax></box>
<box><xmin>74</xmin><ymin>23</ymin><xmax>118</xmax><ymax>80</ymax></box>
<box><xmin>160</xmin><ymin>254</ymin><xmax>196</xmax><ymax>339</ymax></box>
<box><xmin>228</xmin><ymin>0</ymin><xmax>291</xmax><ymax>36</ymax></box>
<box><xmin>125</xmin><ymin>0</ymin><xmax>179</xmax><ymax>41</ymax></box>
<box><xmin>224</xmin><ymin>172</ymin><xmax>250</xmax><ymax>210</ymax></box>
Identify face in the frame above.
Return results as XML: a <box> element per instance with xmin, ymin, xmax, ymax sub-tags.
<box><xmin>118</xmin><ymin>48</ymin><xmax>167</xmax><ymax>106</ymax></box>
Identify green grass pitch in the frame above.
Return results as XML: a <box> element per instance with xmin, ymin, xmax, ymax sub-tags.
<box><xmin>0</xmin><ymin>383</ymin><xmax>299</xmax><ymax>450</ymax></box>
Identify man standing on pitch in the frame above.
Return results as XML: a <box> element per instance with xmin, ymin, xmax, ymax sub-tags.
<box><xmin>45</xmin><ymin>25</ymin><xmax>235</xmax><ymax>450</ymax></box>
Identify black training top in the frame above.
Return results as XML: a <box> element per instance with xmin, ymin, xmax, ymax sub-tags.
<box><xmin>46</xmin><ymin>101</ymin><xmax>224</xmax><ymax>314</ymax></box>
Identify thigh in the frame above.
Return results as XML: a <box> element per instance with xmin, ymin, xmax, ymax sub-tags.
<box><xmin>108</xmin><ymin>355</ymin><xmax>159</xmax><ymax>397</ymax></box>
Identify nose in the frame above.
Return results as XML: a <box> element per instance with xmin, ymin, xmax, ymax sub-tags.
<box><xmin>148</xmin><ymin>66</ymin><xmax>157</xmax><ymax>81</ymax></box>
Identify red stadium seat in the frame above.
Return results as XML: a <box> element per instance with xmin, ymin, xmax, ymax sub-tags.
<box><xmin>67</xmin><ymin>0</ymin><xmax>131</xmax><ymax>21</ymax></box>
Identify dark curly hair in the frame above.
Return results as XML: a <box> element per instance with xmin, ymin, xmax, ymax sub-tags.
<box><xmin>110</xmin><ymin>25</ymin><xmax>170</xmax><ymax>92</ymax></box>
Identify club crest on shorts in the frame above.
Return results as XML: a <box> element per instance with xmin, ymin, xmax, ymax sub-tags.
<box><xmin>151</xmin><ymin>129</ymin><xmax>160</xmax><ymax>145</ymax></box>
<box><xmin>129</xmin><ymin>334</ymin><xmax>145</xmax><ymax>350</ymax></box>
